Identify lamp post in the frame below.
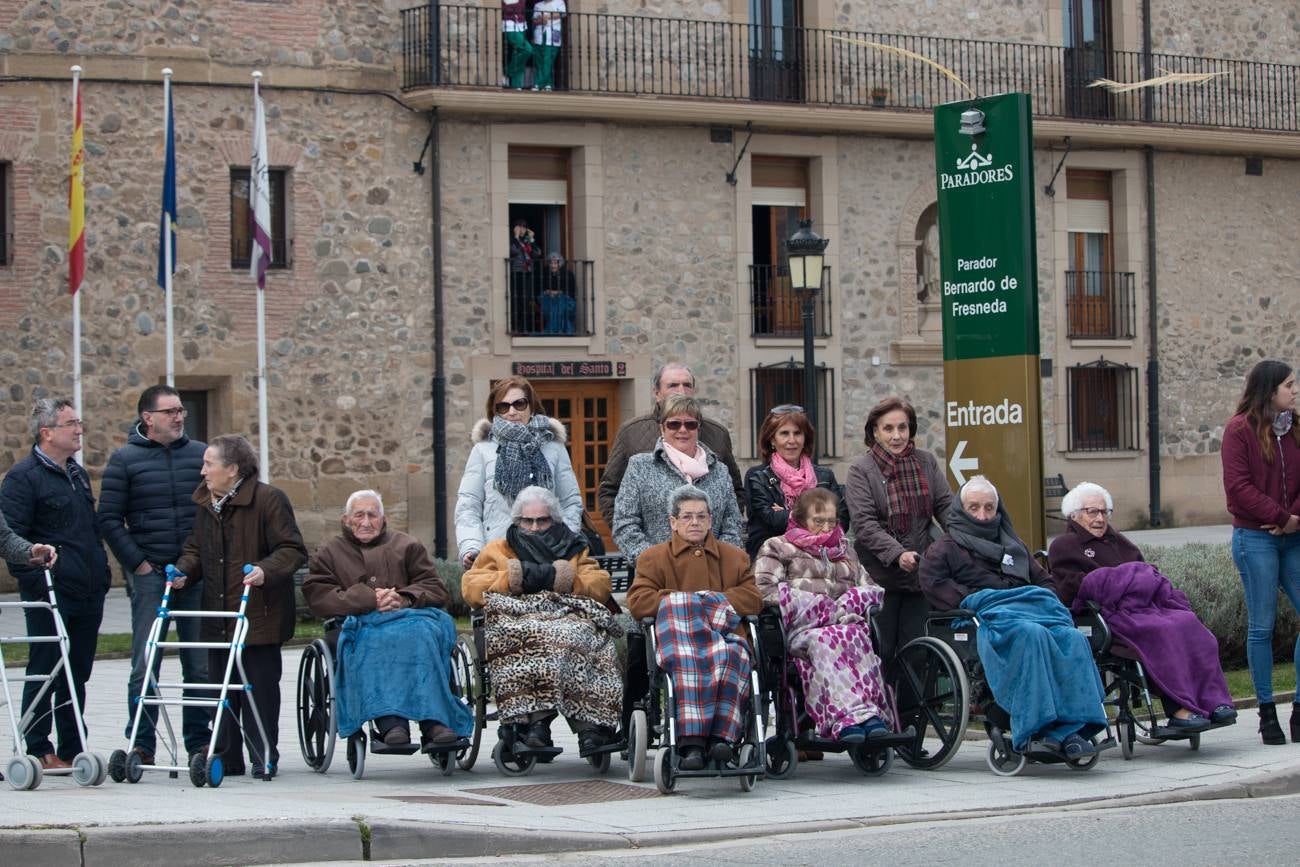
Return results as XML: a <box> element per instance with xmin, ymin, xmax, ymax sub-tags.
<box><xmin>785</xmin><ymin>218</ymin><xmax>829</xmax><ymax>460</ymax></box>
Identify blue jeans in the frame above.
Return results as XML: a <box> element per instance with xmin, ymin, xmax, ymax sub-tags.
<box><xmin>125</xmin><ymin>567</ymin><xmax>210</xmax><ymax>754</ymax></box>
<box><xmin>1231</xmin><ymin>528</ymin><xmax>1300</xmax><ymax>702</ymax></box>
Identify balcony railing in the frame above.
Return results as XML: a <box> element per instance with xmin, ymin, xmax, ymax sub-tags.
<box><xmin>401</xmin><ymin>5</ymin><xmax>1299</xmax><ymax>133</ymax></box>
<box><xmin>1065</xmin><ymin>271</ymin><xmax>1136</xmax><ymax>339</ymax></box>
<box><xmin>1067</xmin><ymin>358</ymin><xmax>1140</xmax><ymax>452</ymax></box>
<box><xmin>504</xmin><ymin>257</ymin><xmax>596</xmax><ymax>337</ymax></box>
<box><xmin>749</xmin><ymin>264</ymin><xmax>831</xmax><ymax>338</ymax></box>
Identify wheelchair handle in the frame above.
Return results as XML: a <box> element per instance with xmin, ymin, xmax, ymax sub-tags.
<box><xmin>930</xmin><ymin>608</ymin><xmax>977</xmax><ymax>620</ymax></box>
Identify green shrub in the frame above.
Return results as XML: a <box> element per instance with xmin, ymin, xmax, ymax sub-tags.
<box><xmin>1145</xmin><ymin>543</ymin><xmax>1300</xmax><ymax>669</ymax></box>
<box><xmin>436</xmin><ymin>558</ymin><xmax>469</xmax><ymax>617</ymax></box>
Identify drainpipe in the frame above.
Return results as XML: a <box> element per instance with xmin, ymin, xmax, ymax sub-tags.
<box><xmin>1141</xmin><ymin>2</ymin><xmax>1161</xmax><ymax>527</ymax></box>
<box><xmin>430</xmin><ymin>107</ymin><xmax>449</xmax><ymax>558</ymax></box>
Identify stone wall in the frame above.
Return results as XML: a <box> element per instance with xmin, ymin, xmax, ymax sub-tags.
<box><xmin>1150</xmin><ymin>1</ymin><xmax>1300</xmax><ymax>63</ymax></box>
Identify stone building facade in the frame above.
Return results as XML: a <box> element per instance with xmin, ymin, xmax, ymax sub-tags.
<box><xmin>1</xmin><ymin>1</ymin><xmax>1297</xmax><ymax>583</ymax></box>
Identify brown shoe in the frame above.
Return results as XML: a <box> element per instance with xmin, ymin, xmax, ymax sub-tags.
<box><xmin>40</xmin><ymin>753</ymin><xmax>72</xmax><ymax>770</ymax></box>
<box><xmin>420</xmin><ymin>723</ymin><xmax>459</xmax><ymax>752</ymax></box>
<box><xmin>131</xmin><ymin>746</ymin><xmax>156</xmax><ymax>765</ymax></box>
<box><xmin>382</xmin><ymin>725</ymin><xmax>411</xmax><ymax>746</ymax></box>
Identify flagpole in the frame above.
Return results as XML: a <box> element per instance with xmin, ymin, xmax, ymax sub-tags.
<box><xmin>70</xmin><ymin>65</ymin><xmax>83</xmax><ymax>463</ymax></box>
<box><xmin>162</xmin><ymin>67</ymin><xmax>175</xmax><ymax>387</ymax></box>
<box><xmin>253</xmin><ymin>70</ymin><xmax>270</xmax><ymax>484</ymax></box>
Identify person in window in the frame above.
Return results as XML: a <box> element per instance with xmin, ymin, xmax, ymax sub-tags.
<box><xmin>509</xmin><ymin>219</ymin><xmax>538</xmax><ymax>333</ymax></box>
<box><xmin>501</xmin><ymin>0</ymin><xmax>534</xmax><ymax>90</ymax></box>
<box><xmin>531</xmin><ymin>0</ymin><xmax>566</xmax><ymax>92</ymax></box>
<box><xmin>744</xmin><ymin>404</ymin><xmax>847</xmax><ymax>558</ymax></box>
<box><xmin>540</xmin><ymin>253</ymin><xmax>577</xmax><ymax>335</ymax></box>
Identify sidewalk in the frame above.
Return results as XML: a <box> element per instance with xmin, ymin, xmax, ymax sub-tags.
<box><xmin>5</xmin><ymin>655</ymin><xmax>1300</xmax><ymax>866</ymax></box>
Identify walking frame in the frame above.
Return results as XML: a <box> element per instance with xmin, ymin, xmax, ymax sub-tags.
<box><xmin>109</xmin><ymin>564</ymin><xmax>273</xmax><ymax>788</ymax></box>
<box><xmin>0</xmin><ymin>565</ymin><xmax>107</xmax><ymax>790</ymax></box>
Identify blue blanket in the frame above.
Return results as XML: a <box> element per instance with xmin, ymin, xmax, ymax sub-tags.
<box><xmin>334</xmin><ymin>608</ymin><xmax>474</xmax><ymax>738</ymax></box>
<box><xmin>963</xmin><ymin>586</ymin><xmax>1107</xmax><ymax>751</ymax></box>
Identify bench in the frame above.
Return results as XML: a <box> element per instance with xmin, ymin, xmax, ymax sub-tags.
<box><xmin>595</xmin><ymin>554</ymin><xmax>632</xmax><ymax>594</ymax></box>
<box><xmin>1044</xmin><ymin>473</ymin><xmax>1069</xmax><ymax>522</ymax></box>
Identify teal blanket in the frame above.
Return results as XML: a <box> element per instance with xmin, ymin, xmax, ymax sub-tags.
<box><xmin>334</xmin><ymin>608</ymin><xmax>474</xmax><ymax>738</ymax></box>
<box><xmin>964</xmin><ymin>586</ymin><xmax>1107</xmax><ymax>751</ymax></box>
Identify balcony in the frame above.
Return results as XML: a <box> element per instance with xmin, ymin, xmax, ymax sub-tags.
<box><xmin>504</xmin><ymin>257</ymin><xmax>596</xmax><ymax>337</ymax></box>
<box><xmin>749</xmin><ymin>264</ymin><xmax>831</xmax><ymax>338</ymax></box>
<box><xmin>1065</xmin><ymin>271</ymin><xmax>1137</xmax><ymax>340</ymax></box>
<box><xmin>401</xmin><ymin>5</ymin><xmax>1299</xmax><ymax>133</ymax></box>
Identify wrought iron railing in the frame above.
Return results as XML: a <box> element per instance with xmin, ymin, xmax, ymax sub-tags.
<box><xmin>231</xmin><ymin>237</ymin><xmax>292</xmax><ymax>270</ymax></box>
<box><xmin>1065</xmin><ymin>271</ymin><xmax>1137</xmax><ymax>339</ymax></box>
<box><xmin>504</xmin><ymin>257</ymin><xmax>596</xmax><ymax>337</ymax></box>
<box><xmin>749</xmin><ymin>359</ymin><xmax>837</xmax><ymax>458</ymax></box>
<box><xmin>749</xmin><ymin>264</ymin><xmax>832</xmax><ymax>338</ymax></box>
<box><xmin>1067</xmin><ymin>358</ymin><xmax>1141</xmax><ymax>452</ymax></box>
<box><xmin>401</xmin><ymin>5</ymin><xmax>1299</xmax><ymax>132</ymax></box>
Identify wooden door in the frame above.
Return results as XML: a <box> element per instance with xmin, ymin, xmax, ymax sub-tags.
<box><xmin>534</xmin><ymin>380</ymin><xmax>620</xmax><ymax>550</ymax></box>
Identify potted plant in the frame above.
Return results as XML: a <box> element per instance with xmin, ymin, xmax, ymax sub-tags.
<box><xmin>871</xmin><ymin>86</ymin><xmax>889</xmax><ymax>106</ymax></box>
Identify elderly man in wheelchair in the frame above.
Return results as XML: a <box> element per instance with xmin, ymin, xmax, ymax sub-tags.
<box><xmin>919</xmin><ymin>475</ymin><xmax>1109</xmax><ymax>770</ymax></box>
<box><xmin>300</xmin><ymin>490</ymin><xmax>471</xmax><ymax>771</ymax></box>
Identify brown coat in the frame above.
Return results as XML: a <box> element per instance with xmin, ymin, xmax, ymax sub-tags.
<box><xmin>627</xmin><ymin>533</ymin><xmax>760</xmax><ymax>620</ymax></box>
<box><xmin>302</xmin><ymin>525</ymin><xmax>449</xmax><ymax>618</ymax></box>
<box><xmin>461</xmin><ymin>536</ymin><xmax>610</xmax><ymax>608</ymax></box>
<box><xmin>175</xmin><ymin>480</ymin><xmax>308</xmax><ymax>645</ymax></box>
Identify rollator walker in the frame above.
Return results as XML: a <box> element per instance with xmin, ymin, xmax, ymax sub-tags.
<box><xmin>0</xmin><ymin>565</ymin><xmax>107</xmax><ymax>790</ymax></box>
<box><xmin>109</xmin><ymin>564</ymin><xmax>273</xmax><ymax>788</ymax></box>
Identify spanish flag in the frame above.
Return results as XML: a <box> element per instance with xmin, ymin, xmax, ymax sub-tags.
<box><xmin>68</xmin><ymin>72</ymin><xmax>85</xmax><ymax>295</ymax></box>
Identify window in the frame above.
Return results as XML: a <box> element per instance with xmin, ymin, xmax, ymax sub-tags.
<box><xmin>1067</xmin><ymin>358</ymin><xmax>1139</xmax><ymax>451</ymax></box>
<box><xmin>1065</xmin><ymin>170</ymin><xmax>1135</xmax><ymax>339</ymax></box>
<box><xmin>749</xmin><ymin>0</ymin><xmax>804</xmax><ymax>102</ymax></box>
<box><xmin>178</xmin><ymin>389</ymin><xmax>210</xmax><ymax>442</ymax></box>
<box><xmin>1064</xmin><ymin>0</ymin><xmax>1114</xmax><ymax>119</ymax></box>
<box><xmin>749</xmin><ymin>359</ymin><xmax>836</xmax><ymax>458</ymax></box>
<box><xmin>0</xmin><ymin>161</ymin><xmax>11</xmax><ymax>266</ymax></box>
<box><xmin>750</xmin><ymin>156</ymin><xmax>828</xmax><ymax>337</ymax></box>
<box><xmin>230</xmin><ymin>167</ymin><xmax>290</xmax><ymax>269</ymax></box>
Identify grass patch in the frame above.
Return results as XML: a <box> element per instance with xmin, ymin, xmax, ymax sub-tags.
<box><xmin>1223</xmin><ymin>666</ymin><xmax>1296</xmax><ymax>703</ymax></box>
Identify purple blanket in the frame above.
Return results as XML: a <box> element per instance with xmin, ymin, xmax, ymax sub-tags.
<box><xmin>1072</xmin><ymin>561</ymin><xmax>1231</xmax><ymax>717</ymax></box>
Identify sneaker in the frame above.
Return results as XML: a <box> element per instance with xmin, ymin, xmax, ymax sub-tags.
<box><xmin>678</xmin><ymin>746</ymin><xmax>705</xmax><ymax>771</ymax></box>
<box><xmin>1211</xmin><ymin>704</ymin><xmax>1238</xmax><ymax>725</ymax></box>
<box><xmin>382</xmin><ymin>724</ymin><xmax>411</xmax><ymax>746</ymax></box>
<box><xmin>707</xmin><ymin>740</ymin><xmax>733</xmax><ymax>763</ymax></box>
<box><xmin>1168</xmin><ymin>713</ymin><xmax>1211</xmax><ymax>730</ymax></box>
<box><xmin>525</xmin><ymin>720</ymin><xmax>552</xmax><ymax>749</ymax></box>
<box><xmin>542</xmin><ymin>85</ymin><xmax>553</xmax><ymax>92</ymax></box>
<box><xmin>1062</xmin><ymin>733</ymin><xmax>1096</xmax><ymax>759</ymax></box>
<box><xmin>838</xmin><ymin>725</ymin><xmax>867</xmax><ymax>744</ymax></box>
<box><xmin>530</xmin><ymin>85</ymin><xmax>540</xmax><ymax>92</ymax></box>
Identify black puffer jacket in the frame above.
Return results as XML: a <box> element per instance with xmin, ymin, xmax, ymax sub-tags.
<box><xmin>743</xmin><ymin>462</ymin><xmax>849</xmax><ymax>558</ymax></box>
<box><xmin>97</xmin><ymin>425</ymin><xmax>206</xmax><ymax>572</ymax></box>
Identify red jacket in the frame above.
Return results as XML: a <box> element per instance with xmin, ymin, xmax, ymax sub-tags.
<box><xmin>1221</xmin><ymin>413</ymin><xmax>1300</xmax><ymax>529</ymax></box>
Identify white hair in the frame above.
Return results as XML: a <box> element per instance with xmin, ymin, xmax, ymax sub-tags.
<box><xmin>344</xmin><ymin>489</ymin><xmax>384</xmax><ymax>517</ymax></box>
<box><xmin>1061</xmin><ymin>482</ymin><xmax>1113</xmax><ymax>519</ymax></box>
<box><xmin>669</xmin><ymin>484</ymin><xmax>712</xmax><ymax>518</ymax></box>
<box><xmin>511</xmin><ymin>485</ymin><xmax>564</xmax><ymax>523</ymax></box>
<box><xmin>959</xmin><ymin>474</ymin><xmax>999</xmax><ymax>506</ymax></box>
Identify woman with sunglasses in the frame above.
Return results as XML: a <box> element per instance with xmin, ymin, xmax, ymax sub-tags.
<box><xmin>744</xmin><ymin>404</ymin><xmax>848</xmax><ymax>558</ymax></box>
<box><xmin>612</xmin><ymin>393</ymin><xmax>742</xmax><ymax>564</ymax></box>
<box><xmin>845</xmin><ymin>396</ymin><xmax>952</xmax><ymax>663</ymax></box>
<box><xmin>455</xmin><ymin>376</ymin><xmax>583</xmax><ymax>569</ymax></box>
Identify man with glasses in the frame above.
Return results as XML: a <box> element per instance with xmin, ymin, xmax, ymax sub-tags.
<box><xmin>598</xmin><ymin>362</ymin><xmax>743</xmax><ymax>525</ymax></box>
<box><xmin>97</xmin><ymin>385</ymin><xmax>209</xmax><ymax>766</ymax></box>
<box><xmin>1</xmin><ymin>398</ymin><xmax>112</xmax><ymax>771</ymax></box>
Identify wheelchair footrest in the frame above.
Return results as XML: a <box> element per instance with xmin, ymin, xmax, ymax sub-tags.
<box><xmin>510</xmin><ymin>744</ymin><xmax>563</xmax><ymax>761</ymax></box>
<box><xmin>422</xmin><ymin>737</ymin><xmax>471</xmax><ymax>755</ymax></box>
<box><xmin>369</xmin><ymin>742</ymin><xmax>421</xmax><ymax>756</ymax></box>
<box><xmin>578</xmin><ymin>740</ymin><xmax>625</xmax><ymax>759</ymax></box>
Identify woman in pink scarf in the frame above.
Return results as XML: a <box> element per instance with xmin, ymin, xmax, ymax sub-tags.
<box><xmin>744</xmin><ymin>405</ymin><xmax>848</xmax><ymax>558</ymax></box>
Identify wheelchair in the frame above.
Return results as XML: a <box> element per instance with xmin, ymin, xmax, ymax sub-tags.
<box><xmin>755</xmin><ymin>604</ymin><xmax>917</xmax><ymax>779</ymax></box>
<box><xmin>912</xmin><ymin>606</ymin><xmax>1116</xmax><ymax>776</ymax></box>
<box><xmin>295</xmin><ymin>618</ymin><xmax>478</xmax><ymax>779</ymax></box>
<box><xmin>624</xmin><ymin>614</ymin><xmax>767</xmax><ymax>795</ymax></box>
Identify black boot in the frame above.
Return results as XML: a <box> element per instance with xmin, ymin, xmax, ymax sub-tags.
<box><xmin>1291</xmin><ymin>703</ymin><xmax>1300</xmax><ymax>743</ymax></box>
<box><xmin>1258</xmin><ymin>702</ymin><xmax>1286</xmax><ymax>745</ymax></box>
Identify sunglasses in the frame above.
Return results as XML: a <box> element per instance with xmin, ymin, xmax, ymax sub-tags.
<box><xmin>663</xmin><ymin>419</ymin><xmax>700</xmax><ymax>432</ymax></box>
<box><xmin>517</xmin><ymin>516</ymin><xmax>553</xmax><ymax>529</ymax></box>
<box><xmin>494</xmin><ymin>398</ymin><xmax>531</xmax><ymax>415</ymax></box>
<box><xmin>770</xmin><ymin>404</ymin><xmax>805</xmax><ymax>415</ymax></box>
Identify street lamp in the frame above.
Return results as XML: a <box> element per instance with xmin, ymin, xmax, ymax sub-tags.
<box><xmin>785</xmin><ymin>218</ymin><xmax>829</xmax><ymax>460</ymax></box>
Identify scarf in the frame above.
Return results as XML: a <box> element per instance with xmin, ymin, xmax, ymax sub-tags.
<box><xmin>769</xmin><ymin>453</ymin><xmax>817</xmax><ymax>509</ymax></box>
<box><xmin>661</xmin><ymin>438</ymin><xmax>710</xmax><ymax>482</ymax></box>
<box><xmin>506</xmin><ymin>522</ymin><xmax>585</xmax><ymax>565</ymax></box>
<box><xmin>869</xmin><ymin>441</ymin><xmax>930</xmax><ymax>537</ymax></box>
<box><xmin>944</xmin><ymin>499</ymin><xmax>1031</xmax><ymax>581</ymax></box>
<box><xmin>784</xmin><ymin>521</ymin><xmax>848</xmax><ymax>568</ymax></box>
<box><xmin>491</xmin><ymin>415</ymin><xmax>555</xmax><ymax>501</ymax></box>
<box><xmin>211</xmin><ymin>476</ymin><xmax>246</xmax><ymax>515</ymax></box>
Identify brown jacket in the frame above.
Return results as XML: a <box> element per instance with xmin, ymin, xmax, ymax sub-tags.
<box><xmin>175</xmin><ymin>479</ymin><xmax>308</xmax><ymax>644</ymax></box>
<box><xmin>627</xmin><ymin>532</ymin><xmax>760</xmax><ymax>620</ymax></box>
<box><xmin>461</xmin><ymin>536</ymin><xmax>610</xmax><ymax>607</ymax></box>
<box><xmin>302</xmin><ymin>524</ymin><xmax>448</xmax><ymax>618</ymax></box>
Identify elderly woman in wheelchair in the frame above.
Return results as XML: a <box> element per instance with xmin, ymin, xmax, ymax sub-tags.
<box><xmin>919</xmin><ymin>475</ymin><xmax>1110</xmax><ymax>773</ymax></box>
<box><xmin>462</xmin><ymin>486</ymin><xmax>624</xmax><ymax>775</ymax></box>
<box><xmin>1048</xmin><ymin>482</ymin><xmax>1235</xmax><ymax>755</ymax></box>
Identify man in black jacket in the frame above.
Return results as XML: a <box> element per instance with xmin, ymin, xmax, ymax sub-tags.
<box><xmin>1</xmin><ymin>398</ymin><xmax>111</xmax><ymax>771</ymax></box>
<box><xmin>97</xmin><ymin>385</ymin><xmax>209</xmax><ymax>764</ymax></box>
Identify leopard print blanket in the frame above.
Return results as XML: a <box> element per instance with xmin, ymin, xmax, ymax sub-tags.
<box><xmin>483</xmin><ymin>591</ymin><xmax>624</xmax><ymax>729</ymax></box>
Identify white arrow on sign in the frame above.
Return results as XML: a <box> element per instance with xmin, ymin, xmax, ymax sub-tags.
<box><xmin>949</xmin><ymin>439</ymin><xmax>979</xmax><ymax>487</ymax></box>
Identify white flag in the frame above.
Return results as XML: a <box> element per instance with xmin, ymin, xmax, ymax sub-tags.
<box><xmin>249</xmin><ymin>82</ymin><xmax>272</xmax><ymax>290</ymax></box>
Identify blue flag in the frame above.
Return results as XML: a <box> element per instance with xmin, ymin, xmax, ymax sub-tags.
<box><xmin>157</xmin><ymin>80</ymin><xmax>176</xmax><ymax>290</ymax></box>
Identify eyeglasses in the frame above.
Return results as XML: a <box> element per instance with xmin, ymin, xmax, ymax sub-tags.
<box><xmin>517</xmin><ymin>516</ymin><xmax>553</xmax><ymax>529</ymax></box>
<box><xmin>770</xmin><ymin>404</ymin><xmax>805</xmax><ymax>415</ymax></box>
<box><xmin>805</xmin><ymin>516</ymin><xmax>838</xmax><ymax>529</ymax></box>
<box><xmin>146</xmin><ymin>406</ymin><xmax>188</xmax><ymax>418</ymax></box>
<box><xmin>50</xmin><ymin>419</ymin><xmax>84</xmax><ymax>429</ymax></box>
<box><xmin>495</xmin><ymin>398</ymin><xmax>531</xmax><ymax>415</ymax></box>
<box><xmin>675</xmin><ymin>512</ymin><xmax>711</xmax><ymax>524</ymax></box>
<box><xmin>1079</xmin><ymin>507</ymin><xmax>1112</xmax><ymax>519</ymax></box>
<box><xmin>663</xmin><ymin>419</ymin><xmax>700</xmax><ymax>432</ymax></box>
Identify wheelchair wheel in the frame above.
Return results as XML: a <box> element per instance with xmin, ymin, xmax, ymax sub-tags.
<box><xmin>1117</xmin><ymin>718</ymin><xmax>1135</xmax><ymax>760</ymax></box>
<box><xmin>347</xmin><ymin>731</ymin><xmax>366</xmax><ymax>780</ymax></box>
<box><xmin>107</xmin><ymin>748</ymin><xmax>128</xmax><ymax>783</ymax></box>
<box><xmin>455</xmin><ymin>636</ymin><xmax>484</xmax><ymax>771</ymax></box>
<box><xmin>737</xmin><ymin>743</ymin><xmax>758</xmax><ymax>792</ymax></box>
<box><xmin>588</xmin><ymin>750</ymin><xmax>611</xmax><ymax>774</ymax></box>
<box><xmin>626</xmin><ymin>709</ymin><xmax>649</xmax><ymax>783</ymax></box>
<box><xmin>296</xmin><ymin>639</ymin><xmax>336</xmax><ymax>774</ymax></box>
<box><xmin>1188</xmin><ymin>732</ymin><xmax>1200</xmax><ymax>751</ymax></box>
<box><xmin>1067</xmin><ymin>750</ymin><xmax>1101</xmax><ymax>771</ymax></box>
<box><xmin>492</xmin><ymin>741</ymin><xmax>536</xmax><ymax>777</ymax></box>
<box><xmin>653</xmin><ymin>747</ymin><xmax>676</xmax><ymax>795</ymax></box>
<box><xmin>764</xmin><ymin>737</ymin><xmax>797</xmax><ymax>780</ymax></box>
<box><xmin>891</xmin><ymin>636</ymin><xmax>969</xmax><ymax>770</ymax></box>
<box><xmin>432</xmin><ymin>750</ymin><xmax>456</xmax><ymax>777</ymax></box>
<box><xmin>850</xmin><ymin>744</ymin><xmax>893</xmax><ymax>777</ymax></box>
<box><xmin>986</xmin><ymin>740</ymin><xmax>1026</xmax><ymax>777</ymax></box>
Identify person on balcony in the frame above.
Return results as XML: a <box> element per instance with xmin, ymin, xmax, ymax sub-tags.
<box><xmin>531</xmin><ymin>0</ymin><xmax>566</xmax><ymax>92</ymax></box>
<box><xmin>501</xmin><ymin>0</ymin><xmax>534</xmax><ymax>90</ymax></box>
<box><xmin>540</xmin><ymin>253</ymin><xmax>577</xmax><ymax>335</ymax></box>
<box><xmin>509</xmin><ymin>219</ymin><xmax>538</xmax><ymax>333</ymax></box>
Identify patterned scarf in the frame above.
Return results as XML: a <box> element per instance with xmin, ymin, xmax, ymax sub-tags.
<box><xmin>869</xmin><ymin>440</ymin><xmax>930</xmax><ymax>537</ymax></box>
<box><xmin>211</xmin><ymin>475</ymin><xmax>246</xmax><ymax>515</ymax></box>
<box><xmin>769</xmin><ymin>453</ymin><xmax>817</xmax><ymax>509</ymax></box>
<box><xmin>785</xmin><ymin>521</ymin><xmax>848</xmax><ymax>563</ymax></box>
<box><xmin>491</xmin><ymin>415</ymin><xmax>555</xmax><ymax>501</ymax></box>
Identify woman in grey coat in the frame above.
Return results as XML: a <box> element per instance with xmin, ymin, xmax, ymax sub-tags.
<box><xmin>611</xmin><ymin>394</ymin><xmax>742</xmax><ymax>563</ymax></box>
<box><xmin>455</xmin><ymin>376</ymin><xmax>583</xmax><ymax>567</ymax></box>
<box><xmin>845</xmin><ymin>396</ymin><xmax>952</xmax><ymax>663</ymax></box>
<box><xmin>1</xmin><ymin>506</ymin><xmax>55</xmax><ymax>566</ymax></box>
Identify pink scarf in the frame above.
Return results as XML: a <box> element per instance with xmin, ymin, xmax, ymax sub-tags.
<box><xmin>769</xmin><ymin>453</ymin><xmax>817</xmax><ymax>508</ymax></box>
<box><xmin>662</xmin><ymin>439</ymin><xmax>710</xmax><ymax>482</ymax></box>
<box><xmin>785</xmin><ymin>522</ymin><xmax>848</xmax><ymax>561</ymax></box>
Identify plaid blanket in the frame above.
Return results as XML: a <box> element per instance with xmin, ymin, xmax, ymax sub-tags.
<box><xmin>655</xmin><ymin>591</ymin><xmax>751</xmax><ymax>741</ymax></box>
